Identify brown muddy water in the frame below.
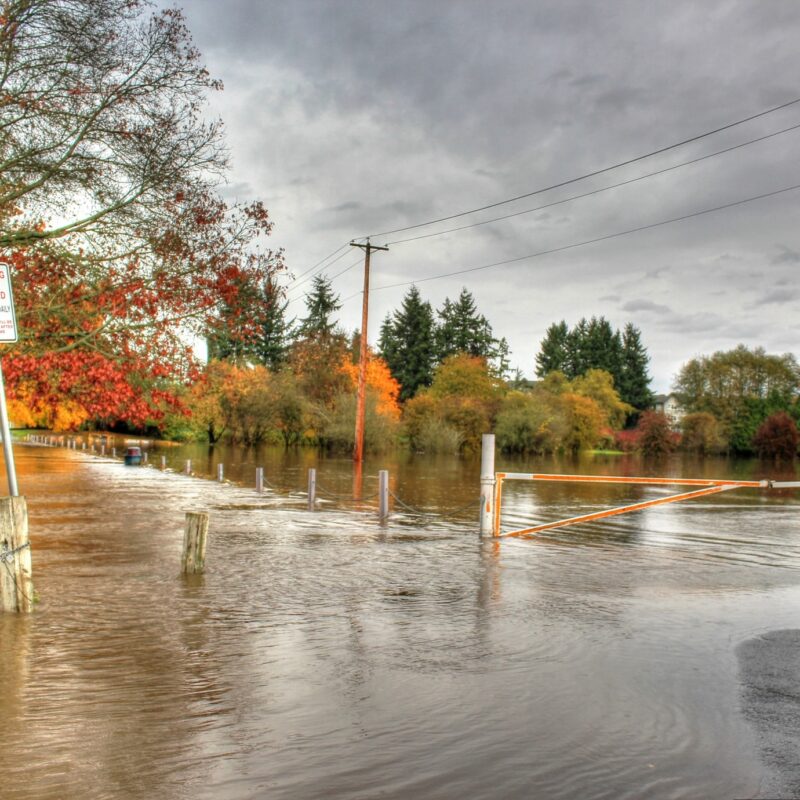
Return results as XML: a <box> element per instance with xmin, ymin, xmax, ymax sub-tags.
<box><xmin>1</xmin><ymin>442</ymin><xmax>799</xmax><ymax>799</ymax></box>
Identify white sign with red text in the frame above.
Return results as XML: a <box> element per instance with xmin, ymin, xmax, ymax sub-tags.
<box><xmin>0</xmin><ymin>264</ymin><xmax>17</xmax><ymax>342</ymax></box>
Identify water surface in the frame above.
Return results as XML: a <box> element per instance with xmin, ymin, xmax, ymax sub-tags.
<box><xmin>1</xmin><ymin>443</ymin><xmax>799</xmax><ymax>799</ymax></box>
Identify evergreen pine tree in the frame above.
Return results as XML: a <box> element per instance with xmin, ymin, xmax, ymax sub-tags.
<box><xmin>381</xmin><ymin>286</ymin><xmax>436</xmax><ymax>401</ymax></box>
<box><xmin>436</xmin><ymin>288</ymin><xmax>496</xmax><ymax>360</ymax></box>
<box><xmin>298</xmin><ymin>274</ymin><xmax>341</xmax><ymax>339</ymax></box>
<box><xmin>377</xmin><ymin>313</ymin><xmax>398</xmax><ymax>365</ymax></box>
<box><xmin>584</xmin><ymin>317</ymin><xmax>624</xmax><ymax>386</ymax></box>
<box><xmin>619</xmin><ymin>323</ymin><xmax>653</xmax><ymax>411</ymax></box>
<box><xmin>535</xmin><ymin>320</ymin><xmax>570</xmax><ymax>377</ymax></box>
<box><xmin>492</xmin><ymin>336</ymin><xmax>512</xmax><ymax>380</ymax></box>
<box><xmin>565</xmin><ymin>318</ymin><xmax>590</xmax><ymax>378</ymax></box>
<box><xmin>253</xmin><ymin>276</ymin><xmax>291</xmax><ymax>370</ymax></box>
<box><xmin>206</xmin><ymin>271</ymin><xmax>263</xmax><ymax>363</ymax></box>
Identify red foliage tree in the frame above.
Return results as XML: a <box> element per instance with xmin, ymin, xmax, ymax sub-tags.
<box><xmin>636</xmin><ymin>411</ymin><xmax>677</xmax><ymax>457</ymax></box>
<box><xmin>752</xmin><ymin>411</ymin><xmax>799</xmax><ymax>461</ymax></box>
<box><xmin>3</xmin><ymin>197</ymin><xmax>283</xmax><ymax>430</ymax></box>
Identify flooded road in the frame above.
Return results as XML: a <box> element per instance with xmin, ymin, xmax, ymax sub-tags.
<box><xmin>1</xmin><ymin>443</ymin><xmax>799</xmax><ymax>799</ymax></box>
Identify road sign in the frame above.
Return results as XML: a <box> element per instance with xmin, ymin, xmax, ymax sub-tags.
<box><xmin>0</xmin><ymin>264</ymin><xmax>17</xmax><ymax>342</ymax></box>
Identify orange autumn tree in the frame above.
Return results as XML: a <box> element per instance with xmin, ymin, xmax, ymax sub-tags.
<box><xmin>316</xmin><ymin>351</ymin><xmax>401</xmax><ymax>451</ymax></box>
<box><xmin>341</xmin><ymin>353</ymin><xmax>401</xmax><ymax>420</ymax></box>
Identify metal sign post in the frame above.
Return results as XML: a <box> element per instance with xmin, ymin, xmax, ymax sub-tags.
<box><xmin>0</xmin><ymin>262</ymin><xmax>19</xmax><ymax>496</ymax></box>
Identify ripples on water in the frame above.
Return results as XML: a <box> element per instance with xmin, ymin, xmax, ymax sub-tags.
<box><xmin>1</xmin><ymin>445</ymin><xmax>799</xmax><ymax>799</ymax></box>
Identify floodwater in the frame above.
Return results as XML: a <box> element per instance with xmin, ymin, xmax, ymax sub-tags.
<box><xmin>1</xmin><ymin>441</ymin><xmax>799</xmax><ymax>799</ymax></box>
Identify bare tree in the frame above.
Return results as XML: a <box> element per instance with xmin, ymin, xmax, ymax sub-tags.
<box><xmin>0</xmin><ymin>0</ymin><xmax>227</xmax><ymax>252</ymax></box>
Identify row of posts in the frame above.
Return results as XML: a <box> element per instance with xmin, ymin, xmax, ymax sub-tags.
<box><xmin>27</xmin><ymin>431</ymin><xmax>497</xmax><ymax>532</ymax></box>
<box><xmin>28</xmin><ymin>434</ymin><xmax>398</xmax><ymax>523</ymax></box>
<box><xmin>5</xmin><ymin>434</ymin><xmax>497</xmax><ymax>607</ymax></box>
<box><xmin>27</xmin><ymin>432</ymin><xmax>497</xmax><ymax>533</ymax></box>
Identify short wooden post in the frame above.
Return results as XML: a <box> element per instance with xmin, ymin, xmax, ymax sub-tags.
<box><xmin>82</xmin><ymin>442</ymin><xmax>86</xmax><ymax>451</ymax></box>
<box><xmin>378</xmin><ymin>469</ymin><xmax>389</xmax><ymax>522</ymax></box>
<box><xmin>185</xmin><ymin>459</ymin><xmax>191</xmax><ymax>475</ymax></box>
<box><xmin>308</xmin><ymin>468</ymin><xmax>316</xmax><ymax>511</ymax></box>
<box><xmin>143</xmin><ymin>452</ymin><xmax>148</xmax><ymax>464</ymax></box>
<box><xmin>217</xmin><ymin>463</ymin><xmax>224</xmax><ymax>482</ymax></box>
<box><xmin>161</xmin><ymin>455</ymin><xmax>166</xmax><ymax>470</ymax></box>
<box><xmin>255</xmin><ymin>467</ymin><xmax>264</xmax><ymax>493</ymax></box>
<box><xmin>182</xmin><ymin>511</ymin><xmax>209</xmax><ymax>575</ymax></box>
<box><xmin>112</xmin><ymin>447</ymin><xmax>116</xmax><ymax>458</ymax></box>
<box><xmin>0</xmin><ymin>497</ymin><xmax>34</xmax><ymax>613</ymax></box>
<box><xmin>100</xmin><ymin>445</ymin><xmax>105</xmax><ymax>456</ymax></box>
<box><xmin>480</xmin><ymin>433</ymin><xmax>496</xmax><ymax>537</ymax></box>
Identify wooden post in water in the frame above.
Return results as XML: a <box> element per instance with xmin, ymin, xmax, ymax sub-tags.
<box><xmin>480</xmin><ymin>433</ymin><xmax>496</xmax><ymax>537</ymax></box>
<box><xmin>255</xmin><ymin>467</ymin><xmax>264</xmax><ymax>494</ymax></box>
<box><xmin>0</xmin><ymin>497</ymin><xmax>33</xmax><ymax>613</ymax></box>
<box><xmin>308</xmin><ymin>468</ymin><xmax>316</xmax><ymax>511</ymax></box>
<box><xmin>378</xmin><ymin>469</ymin><xmax>389</xmax><ymax>522</ymax></box>
<box><xmin>142</xmin><ymin>452</ymin><xmax>148</xmax><ymax>464</ymax></box>
<box><xmin>185</xmin><ymin>459</ymin><xmax>191</xmax><ymax>475</ymax></box>
<box><xmin>161</xmin><ymin>455</ymin><xmax>166</xmax><ymax>470</ymax></box>
<box><xmin>217</xmin><ymin>463</ymin><xmax>224</xmax><ymax>482</ymax></box>
<box><xmin>182</xmin><ymin>512</ymin><xmax>209</xmax><ymax>575</ymax></box>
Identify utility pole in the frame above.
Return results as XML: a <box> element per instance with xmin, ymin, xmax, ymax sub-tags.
<box><xmin>350</xmin><ymin>238</ymin><xmax>388</xmax><ymax>465</ymax></box>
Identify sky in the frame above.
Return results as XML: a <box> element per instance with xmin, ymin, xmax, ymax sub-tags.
<box><xmin>174</xmin><ymin>0</ymin><xmax>800</xmax><ymax>391</ymax></box>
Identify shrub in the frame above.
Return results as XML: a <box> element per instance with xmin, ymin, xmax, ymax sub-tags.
<box><xmin>412</xmin><ymin>417</ymin><xmax>463</xmax><ymax>454</ymax></box>
<box><xmin>680</xmin><ymin>412</ymin><xmax>726</xmax><ymax>454</ymax></box>
<box><xmin>560</xmin><ymin>393</ymin><xmax>605</xmax><ymax>453</ymax></box>
<box><xmin>636</xmin><ymin>411</ymin><xmax>676</xmax><ymax>457</ymax></box>
<box><xmin>613</xmin><ymin>428</ymin><xmax>639</xmax><ymax>453</ymax></box>
<box><xmin>495</xmin><ymin>390</ymin><xmax>564</xmax><ymax>454</ymax></box>
<box><xmin>752</xmin><ymin>411</ymin><xmax>799</xmax><ymax>461</ymax></box>
<box><xmin>320</xmin><ymin>391</ymin><xmax>399</xmax><ymax>453</ymax></box>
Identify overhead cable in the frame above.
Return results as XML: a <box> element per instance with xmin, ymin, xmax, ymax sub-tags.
<box><xmin>359</xmin><ymin>95</ymin><xmax>800</xmax><ymax>240</ymax></box>
<box><xmin>338</xmin><ymin>181</ymin><xmax>800</xmax><ymax>299</ymax></box>
<box><xmin>384</xmin><ymin>121</ymin><xmax>800</xmax><ymax>246</ymax></box>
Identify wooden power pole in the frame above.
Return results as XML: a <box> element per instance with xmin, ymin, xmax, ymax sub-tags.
<box><xmin>350</xmin><ymin>238</ymin><xmax>388</xmax><ymax>464</ymax></box>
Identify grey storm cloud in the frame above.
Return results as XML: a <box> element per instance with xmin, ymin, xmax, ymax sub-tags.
<box><xmin>166</xmin><ymin>0</ymin><xmax>800</xmax><ymax>390</ymax></box>
<box><xmin>621</xmin><ymin>299</ymin><xmax>673</xmax><ymax>315</ymax></box>
<box><xmin>751</xmin><ymin>288</ymin><xmax>800</xmax><ymax>306</ymax></box>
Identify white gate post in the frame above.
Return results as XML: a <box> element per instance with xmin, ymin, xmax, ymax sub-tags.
<box><xmin>479</xmin><ymin>433</ymin><xmax>496</xmax><ymax>537</ymax></box>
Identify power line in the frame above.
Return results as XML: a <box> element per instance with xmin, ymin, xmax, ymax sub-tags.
<box><xmin>384</xmin><ymin>121</ymin><xmax>800</xmax><ymax>246</ymax></box>
<box><xmin>283</xmin><ymin>241</ymin><xmax>351</xmax><ymax>291</ymax></box>
<box><xmin>339</xmin><ymin>181</ymin><xmax>800</xmax><ymax>298</ymax></box>
<box><xmin>285</xmin><ymin>254</ymin><xmax>364</xmax><ymax>306</ymax></box>
<box><xmin>359</xmin><ymin>95</ymin><xmax>800</xmax><ymax>240</ymax></box>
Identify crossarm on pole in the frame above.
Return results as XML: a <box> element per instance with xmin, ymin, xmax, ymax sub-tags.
<box><xmin>499</xmin><ymin>484</ymin><xmax>738</xmax><ymax>538</ymax></box>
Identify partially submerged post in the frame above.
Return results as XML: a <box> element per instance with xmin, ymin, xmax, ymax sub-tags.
<box><xmin>0</xmin><ymin>497</ymin><xmax>33</xmax><ymax>612</ymax></box>
<box><xmin>378</xmin><ymin>469</ymin><xmax>389</xmax><ymax>522</ymax></box>
<box><xmin>160</xmin><ymin>455</ymin><xmax>166</xmax><ymax>470</ymax></box>
<box><xmin>255</xmin><ymin>467</ymin><xmax>264</xmax><ymax>494</ymax></box>
<box><xmin>308</xmin><ymin>468</ymin><xmax>316</xmax><ymax>511</ymax></box>
<box><xmin>184</xmin><ymin>459</ymin><xmax>191</xmax><ymax>475</ymax></box>
<box><xmin>182</xmin><ymin>512</ymin><xmax>209</xmax><ymax>575</ymax></box>
<box><xmin>480</xmin><ymin>433</ymin><xmax>496</xmax><ymax>537</ymax></box>
<box><xmin>217</xmin><ymin>463</ymin><xmax>224</xmax><ymax>482</ymax></box>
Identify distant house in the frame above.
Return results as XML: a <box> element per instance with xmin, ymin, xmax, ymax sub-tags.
<box><xmin>652</xmin><ymin>393</ymin><xmax>685</xmax><ymax>427</ymax></box>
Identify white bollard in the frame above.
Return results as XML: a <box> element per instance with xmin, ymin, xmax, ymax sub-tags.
<box><xmin>479</xmin><ymin>433</ymin><xmax>496</xmax><ymax>537</ymax></box>
<box><xmin>378</xmin><ymin>469</ymin><xmax>389</xmax><ymax>522</ymax></box>
<box><xmin>308</xmin><ymin>468</ymin><xmax>316</xmax><ymax>511</ymax></box>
